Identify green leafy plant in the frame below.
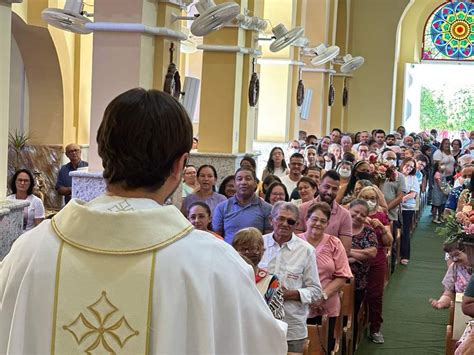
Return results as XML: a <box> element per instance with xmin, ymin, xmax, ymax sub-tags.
<box><xmin>8</xmin><ymin>130</ymin><xmax>30</xmax><ymax>171</ymax></box>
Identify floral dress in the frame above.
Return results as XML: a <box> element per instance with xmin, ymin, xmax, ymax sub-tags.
<box><xmin>350</xmin><ymin>225</ymin><xmax>378</xmax><ymax>290</ymax></box>
<box><xmin>442</xmin><ymin>263</ymin><xmax>472</xmax><ymax>294</ymax></box>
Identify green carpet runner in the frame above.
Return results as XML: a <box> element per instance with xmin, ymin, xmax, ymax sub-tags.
<box><xmin>357</xmin><ymin>209</ymin><xmax>448</xmax><ymax>354</ymax></box>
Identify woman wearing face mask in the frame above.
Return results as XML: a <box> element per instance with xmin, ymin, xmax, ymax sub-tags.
<box><xmin>399</xmin><ymin>158</ymin><xmax>420</xmax><ymax>265</ymax></box>
<box><xmin>357</xmin><ymin>186</ymin><xmax>392</xmax><ymax>344</ymax></box>
<box><xmin>336</xmin><ymin>160</ymin><xmax>372</xmax><ymax>204</ymax></box>
<box><xmin>336</xmin><ymin>160</ymin><xmax>353</xmax><ymax>186</ymax></box>
<box><xmin>429</xmin><ymin>242</ymin><xmax>472</xmax><ymax>310</ymax></box>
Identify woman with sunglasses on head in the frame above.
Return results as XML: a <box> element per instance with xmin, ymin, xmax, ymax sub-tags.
<box><xmin>7</xmin><ymin>169</ymin><xmax>45</xmax><ymax>232</ymax></box>
<box><xmin>301</xmin><ymin>202</ymin><xmax>352</xmax><ymax>352</ymax></box>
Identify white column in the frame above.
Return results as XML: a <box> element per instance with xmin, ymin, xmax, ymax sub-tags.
<box><xmin>0</xmin><ymin>3</ymin><xmax>12</xmax><ymax>198</ymax></box>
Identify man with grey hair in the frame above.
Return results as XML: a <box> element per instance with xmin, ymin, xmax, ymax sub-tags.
<box><xmin>259</xmin><ymin>201</ymin><xmax>322</xmax><ymax>354</ymax></box>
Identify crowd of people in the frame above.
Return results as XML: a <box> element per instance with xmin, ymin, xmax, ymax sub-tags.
<box><xmin>181</xmin><ymin>126</ymin><xmax>474</xmax><ymax>352</ymax></box>
<box><xmin>6</xmin><ymin>126</ymin><xmax>474</xmax><ymax>352</ymax></box>
<box><xmin>3</xmin><ymin>87</ymin><xmax>474</xmax><ymax>353</ymax></box>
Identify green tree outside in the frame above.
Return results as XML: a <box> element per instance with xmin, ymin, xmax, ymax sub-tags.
<box><xmin>420</xmin><ymin>86</ymin><xmax>474</xmax><ymax>131</ymax></box>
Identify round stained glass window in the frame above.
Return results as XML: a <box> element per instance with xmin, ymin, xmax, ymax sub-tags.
<box><xmin>423</xmin><ymin>1</ymin><xmax>474</xmax><ymax>61</ymax></box>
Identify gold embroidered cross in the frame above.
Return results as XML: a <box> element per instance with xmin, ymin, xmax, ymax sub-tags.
<box><xmin>63</xmin><ymin>291</ymin><xmax>139</xmax><ymax>354</ymax></box>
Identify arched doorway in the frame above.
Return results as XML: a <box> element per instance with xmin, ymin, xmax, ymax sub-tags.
<box><xmin>395</xmin><ymin>0</ymin><xmax>474</xmax><ymax>136</ymax></box>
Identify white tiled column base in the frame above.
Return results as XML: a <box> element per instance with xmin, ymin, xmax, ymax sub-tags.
<box><xmin>189</xmin><ymin>152</ymin><xmax>260</xmax><ymax>184</ymax></box>
<box><xmin>0</xmin><ymin>199</ymin><xmax>30</xmax><ymax>260</ymax></box>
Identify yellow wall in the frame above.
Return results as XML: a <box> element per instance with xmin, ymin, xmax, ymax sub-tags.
<box><xmin>256</xmin><ymin>0</ymin><xmax>299</xmax><ymax>141</ymax></box>
<box><xmin>11</xmin><ymin>0</ymin><xmax>93</xmax><ymax>146</ymax></box>
<box><xmin>346</xmin><ymin>0</ymin><xmax>410</xmax><ymax>133</ymax></box>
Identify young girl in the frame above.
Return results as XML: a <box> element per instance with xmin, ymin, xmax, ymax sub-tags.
<box><xmin>261</xmin><ymin>147</ymin><xmax>289</xmax><ymax>180</ymax></box>
<box><xmin>432</xmin><ymin>162</ymin><xmax>449</xmax><ymax>224</ymax></box>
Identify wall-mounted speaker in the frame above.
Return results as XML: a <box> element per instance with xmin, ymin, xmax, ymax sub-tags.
<box><xmin>299</xmin><ymin>88</ymin><xmax>313</xmax><ymax>120</ymax></box>
<box><xmin>181</xmin><ymin>76</ymin><xmax>200</xmax><ymax>120</ymax></box>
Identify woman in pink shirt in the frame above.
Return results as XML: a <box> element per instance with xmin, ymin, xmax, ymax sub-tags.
<box><xmin>301</xmin><ymin>202</ymin><xmax>352</xmax><ymax>352</ymax></box>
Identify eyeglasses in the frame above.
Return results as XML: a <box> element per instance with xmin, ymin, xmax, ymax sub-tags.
<box><xmin>275</xmin><ymin>216</ymin><xmax>297</xmax><ymax>226</ymax></box>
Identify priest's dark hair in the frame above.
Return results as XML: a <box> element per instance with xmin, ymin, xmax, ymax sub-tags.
<box><xmin>97</xmin><ymin>88</ymin><xmax>193</xmax><ymax>190</ymax></box>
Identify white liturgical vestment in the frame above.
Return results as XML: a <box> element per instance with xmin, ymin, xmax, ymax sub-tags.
<box><xmin>0</xmin><ymin>194</ymin><xmax>287</xmax><ymax>354</ymax></box>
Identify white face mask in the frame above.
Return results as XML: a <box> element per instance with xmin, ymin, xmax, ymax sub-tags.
<box><xmin>366</xmin><ymin>200</ymin><xmax>377</xmax><ymax>211</ymax></box>
<box><xmin>288</xmin><ymin>148</ymin><xmax>299</xmax><ymax>156</ymax></box>
<box><xmin>325</xmin><ymin>162</ymin><xmax>333</xmax><ymax>171</ymax></box>
<box><xmin>339</xmin><ymin>168</ymin><xmax>351</xmax><ymax>178</ymax></box>
<box><xmin>385</xmin><ymin>159</ymin><xmax>396</xmax><ymax>167</ymax></box>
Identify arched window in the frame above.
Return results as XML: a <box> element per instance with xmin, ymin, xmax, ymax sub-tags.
<box><xmin>422</xmin><ymin>1</ymin><xmax>474</xmax><ymax>61</ymax></box>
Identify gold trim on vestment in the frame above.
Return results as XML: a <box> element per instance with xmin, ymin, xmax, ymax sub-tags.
<box><xmin>50</xmin><ymin>241</ymin><xmax>64</xmax><ymax>355</ymax></box>
<box><xmin>146</xmin><ymin>252</ymin><xmax>156</xmax><ymax>353</ymax></box>
<box><xmin>51</xmin><ymin>217</ymin><xmax>193</xmax><ymax>255</ymax></box>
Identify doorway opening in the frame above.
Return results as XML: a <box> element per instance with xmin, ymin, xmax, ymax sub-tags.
<box><xmin>403</xmin><ymin>63</ymin><xmax>474</xmax><ymax>138</ymax></box>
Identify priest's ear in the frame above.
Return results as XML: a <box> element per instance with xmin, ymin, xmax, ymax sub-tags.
<box><xmin>170</xmin><ymin>153</ymin><xmax>189</xmax><ymax>181</ymax></box>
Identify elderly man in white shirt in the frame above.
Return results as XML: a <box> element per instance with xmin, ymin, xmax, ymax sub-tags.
<box><xmin>260</xmin><ymin>201</ymin><xmax>322</xmax><ymax>354</ymax></box>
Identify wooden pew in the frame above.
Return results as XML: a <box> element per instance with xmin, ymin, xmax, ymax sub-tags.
<box><xmin>445</xmin><ymin>301</ymin><xmax>455</xmax><ymax>355</ymax></box>
<box><xmin>341</xmin><ymin>279</ymin><xmax>355</xmax><ymax>355</ymax></box>
<box><xmin>307</xmin><ymin>317</ymin><xmax>329</xmax><ymax>355</ymax></box>
<box><xmin>331</xmin><ymin>292</ymin><xmax>344</xmax><ymax>355</ymax></box>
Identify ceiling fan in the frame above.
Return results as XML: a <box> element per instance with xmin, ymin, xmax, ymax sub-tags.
<box><xmin>303</xmin><ymin>43</ymin><xmax>340</xmax><ymax>66</ymax></box>
<box><xmin>334</xmin><ymin>54</ymin><xmax>365</xmax><ymax>73</ymax></box>
<box><xmin>269</xmin><ymin>24</ymin><xmax>304</xmax><ymax>52</ymax></box>
<box><xmin>190</xmin><ymin>0</ymin><xmax>241</xmax><ymax>36</ymax></box>
<box><xmin>41</xmin><ymin>0</ymin><xmax>92</xmax><ymax>34</ymax></box>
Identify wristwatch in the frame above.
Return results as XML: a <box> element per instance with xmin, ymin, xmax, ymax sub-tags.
<box><xmin>321</xmin><ymin>291</ymin><xmax>328</xmax><ymax>301</ymax></box>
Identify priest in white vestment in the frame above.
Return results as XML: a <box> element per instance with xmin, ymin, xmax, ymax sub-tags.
<box><xmin>0</xmin><ymin>88</ymin><xmax>287</xmax><ymax>354</ymax></box>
